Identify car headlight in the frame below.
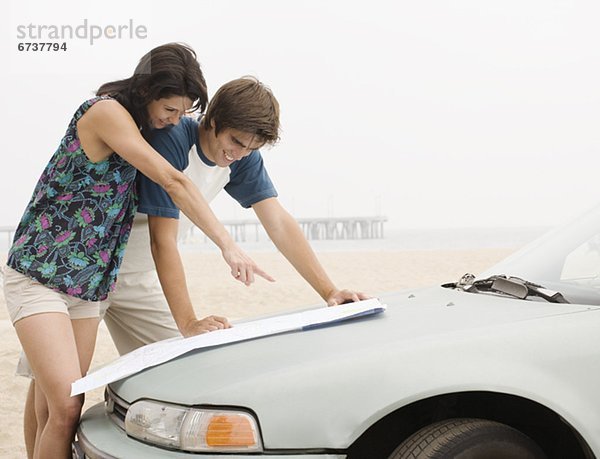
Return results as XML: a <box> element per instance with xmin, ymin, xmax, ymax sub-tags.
<box><xmin>125</xmin><ymin>400</ymin><xmax>263</xmax><ymax>453</ymax></box>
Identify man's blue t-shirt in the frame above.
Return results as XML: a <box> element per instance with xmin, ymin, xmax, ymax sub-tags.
<box><xmin>137</xmin><ymin>117</ymin><xmax>277</xmax><ymax>218</ymax></box>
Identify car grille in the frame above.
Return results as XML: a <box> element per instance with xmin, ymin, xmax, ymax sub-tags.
<box><xmin>105</xmin><ymin>386</ymin><xmax>129</xmax><ymax>430</ymax></box>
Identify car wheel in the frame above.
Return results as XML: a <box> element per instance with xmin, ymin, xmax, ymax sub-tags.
<box><xmin>388</xmin><ymin>418</ymin><xmax>546</xmax><ymax>459</ymax></box>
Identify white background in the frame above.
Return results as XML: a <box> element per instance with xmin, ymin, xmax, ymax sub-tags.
<box><xmin>2</xmin><ymin>0</ymin><xmax>599</xmax><ymax>229</ymax></box>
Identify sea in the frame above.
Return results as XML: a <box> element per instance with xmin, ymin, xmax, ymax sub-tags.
<box><xmin>0</xmin><ymin>226</ymin><xmax>549</xmax><ymax>255</ymax></box>
<box><xmin>175</xmin><ymin>226</ymin><xmax>549</xmax><ymax>254</ymax></box>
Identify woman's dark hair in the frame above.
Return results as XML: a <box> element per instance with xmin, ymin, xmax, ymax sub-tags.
<box><xmin>97</xmin><ymin>43</ymin><xmax>208</xmax><ymax>136</ymax></box>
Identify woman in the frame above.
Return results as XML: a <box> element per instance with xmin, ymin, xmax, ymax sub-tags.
<box><xmin>3</xmin><ymin>43</ymin><xmax>270</xmax><ymax>458</ymax></box>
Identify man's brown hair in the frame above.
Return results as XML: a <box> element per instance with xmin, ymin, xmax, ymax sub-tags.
<box><xmin>203</xmin><ymin>76</ymin><xmax>280</xmax><ymax>146</ymax></box>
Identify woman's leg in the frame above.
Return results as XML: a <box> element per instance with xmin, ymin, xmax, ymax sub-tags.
<box><xmin>70</xmin><ymin>316</ymin><xmax>101</xmax><ymax>428</ymax></box>
<box><xmin>25</xmin><ymin>318</ymin><xmax>99</xmax><ymax>458</ymax></box>
<box><xmin>72</xmin><ymin>317</ymin><xmax>100</xmax><ymax>376</ymax></box>
<box><xmin>24</xmin><ymin>380</ymin><xmax>37</xmax><ymax>459</ymax></box>
<box><xmin>32</xmin><ymin>381</ymin><xmax>47</xmax><ymax>455</ymax></box>
<box><xmin>15</xmin><ymin>312</ymin><xmax>99</xmax><ymax>459</ymax></box>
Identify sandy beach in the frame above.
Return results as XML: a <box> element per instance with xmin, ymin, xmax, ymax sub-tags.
<box><xmin>0</xmin><ymin>247</ymin><xmax>512</xmax><ymax>458</ymax></box>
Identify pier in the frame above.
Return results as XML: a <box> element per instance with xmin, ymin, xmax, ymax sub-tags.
<box><xmin>0</xmin><ymin>226</ymin><xmax>15</xmax><ymax>248</ymax></box>
<box><xmin>0</xmin><ymin>216</ymin><xmax>388</xmax><ymax>248</ymax></box>
<box><xmin>207</xmin><ymin>216</ymin><xmax>388</xmax><ymax>243</ymax></box>
<box><xmin>297</xmin><ymin>216</ymin><xmax>387</xmax><ymax>241</ymax></box>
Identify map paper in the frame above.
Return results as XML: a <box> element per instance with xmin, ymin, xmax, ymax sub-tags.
<box><xmin>71</xmin><ymin>298</ymin><xmax>386</xmax><ymax>396</ymax></box>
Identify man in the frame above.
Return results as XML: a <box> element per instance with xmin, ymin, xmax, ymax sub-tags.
<box><xmin>22</xmin><ymin>77</ymin><xmax>367</xmax><ymax>457</ymax></box>
<box><xmin>103</xmin><ymin>76</ymin><xmax>368</xmax><ymax>353</ymax></box>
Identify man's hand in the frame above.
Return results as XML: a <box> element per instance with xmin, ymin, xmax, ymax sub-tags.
<box><xmin>221</xmin><ymin>243</ymin><xmax>275</xmax><ymax>286</ymax></box>
<box><xmin>181</xmin><ymin>315</ymin><xmax>231</xmax><ymax>337</ymax></box>
<box><xmin>326</xmin><ymin>289</ymin><xmax>371</xmax><ymax>307</ymax></box>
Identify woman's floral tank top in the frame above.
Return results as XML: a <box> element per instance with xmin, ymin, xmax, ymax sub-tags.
<box><xmin>7</xmin><ymin>96</ymin><xmax>138</xmax><ymax>301</ymax></box>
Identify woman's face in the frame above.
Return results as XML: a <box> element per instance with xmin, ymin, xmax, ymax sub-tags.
<box><xmin>147</xmin><ymin>96</ymin><xmax>193</xmax><ymax>129</ymax></box>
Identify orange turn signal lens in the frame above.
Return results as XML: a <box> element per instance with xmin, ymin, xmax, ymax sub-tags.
<box><xmin>206</xmin><ymin>414</ymin><xmax>258</xmax><ymax>447</ymax></box>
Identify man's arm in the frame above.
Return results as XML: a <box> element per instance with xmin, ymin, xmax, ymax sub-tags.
<box><xmin>252</xmin><ymin>198</ymin><xmax>369</xmax><ymax>306</ymax></box>
<box><xmin>147</xmin><ymin>215</ymin><xmax>231</xmax><ymax>336</ymax></box>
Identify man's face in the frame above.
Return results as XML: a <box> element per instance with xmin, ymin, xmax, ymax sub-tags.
<box><xmin>205</xmin><ymin>127</ymin><xmax>264</xmax><ymax>167</ymax></box>
<box><xmin>147</xmin><ymin>96</ymin><xmax>193</xmax><ymax>129</ymax></box>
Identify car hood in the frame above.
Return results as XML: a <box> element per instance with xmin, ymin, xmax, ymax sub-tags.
<box><xmin>111</xmin><ymin>285</ymin><xmax>598</xmax><ymax>448</ymax></box>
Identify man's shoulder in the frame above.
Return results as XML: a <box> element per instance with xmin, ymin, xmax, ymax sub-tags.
<box><xmin>158</xmin><ymin>116</ymin><xmax>199</xmax><ymax>143</ymax></box>
<box><xmin>230</xmin><ymin>149</ymin><xmax>265</xmax><ymax>175</ymax></box>
<box><xmin>148</xmin><ymin>117</ymin><xmax>199</xmax><ymax>170</ymax></box>
<box><xmin>179</xmin><ymin>116</ymin><xmax>200</xmax><ymax>138</ymax></box>
<box><xmin>225</xmin><ymin>149</ymin><xmax>277</xmax><ymax>208</ymax></box>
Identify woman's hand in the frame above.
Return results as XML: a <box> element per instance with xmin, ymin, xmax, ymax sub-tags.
<box><xmin>221</xmin><ymin>243</ymin><xmax>275</xmax><ymax>286</ymax></box>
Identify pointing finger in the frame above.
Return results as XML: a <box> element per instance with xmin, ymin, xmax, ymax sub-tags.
<box><xmin>254</xmin><ymin>267</ymin><xmax>275</xmax><ymax>282</ymax></box>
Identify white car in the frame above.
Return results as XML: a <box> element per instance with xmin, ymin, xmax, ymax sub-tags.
<box><xmin>74</xmin><ymin>205</ymin><xmax>600</xmax><ymax>459</ymax></box>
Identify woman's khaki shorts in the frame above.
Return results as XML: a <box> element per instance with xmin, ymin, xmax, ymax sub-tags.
<box><xmin>3</xmin><ymin>266</ymin><xmax>104</xmax><ymax>324</ymax></box>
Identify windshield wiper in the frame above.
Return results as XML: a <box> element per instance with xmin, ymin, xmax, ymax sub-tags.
<box><xmin>448</xmin><ymin>273</ymin><xmax>570</xmax><ymax>304</ymax></box>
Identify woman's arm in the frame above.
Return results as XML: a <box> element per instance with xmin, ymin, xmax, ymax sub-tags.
<box><xmin>81</xmin><ymin>99</ymin><xmax>273</xmax><ymax>284</ymax></box>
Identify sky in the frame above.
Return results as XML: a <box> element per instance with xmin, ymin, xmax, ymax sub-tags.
<box><xmin>2</xmin><ymin>0</ymin><xmax>599</xmax><ymax>229</ymax></box>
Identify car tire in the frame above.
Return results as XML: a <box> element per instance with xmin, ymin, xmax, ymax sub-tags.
<box><xmin>388</xmin><ymin>418</ymin><xmax>546</xmax><ymax>459</ymax></box>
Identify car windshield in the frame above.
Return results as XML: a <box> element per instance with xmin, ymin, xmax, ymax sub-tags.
<box><xmin>476</xmin><ymin>204</ymin><xmax>600</xmax><ymax>306</ymax></box>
